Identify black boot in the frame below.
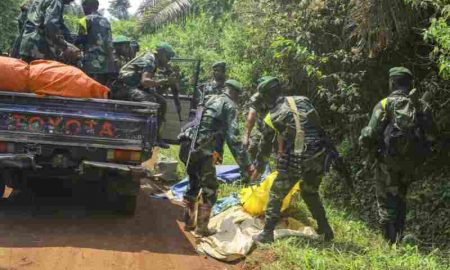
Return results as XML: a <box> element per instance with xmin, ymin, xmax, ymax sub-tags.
<box><xmin>383</xmin><ymin>222</ymin><xmax>397</xmax><ymax>245</ymax></box>
<box><xmin>194</xmin><ymin>203</ymin><xmax>216</xmax><ymax>237</ymax></box>
<box><xmin>183</xmin><ymin>199</ymin><xmax>197</xmax><ymax>231</ymax></box>
<box><xmin>301</xmin><ymin>191</ymin><xmax>334</xmax><ymax>241</ymax></box>
<box><xmin>253</xmin><ymin>224</ymin><xmax>275</xmax><ymax>245</ymax></box>
<box><xmin>157</xmin><ymin>139</ymin><xmax>170</xmax><ymax>149</ymax></box>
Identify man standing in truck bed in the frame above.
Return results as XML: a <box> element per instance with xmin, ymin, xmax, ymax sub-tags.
<box><xmin>77</xmin><ymin>0</ymin><xmax>115</xmax><ymax>86</ymax></box>
<box><xmin>18</xmin><ymin>0</ymin><xmax>80</xmax><ymax>63</ymax></box>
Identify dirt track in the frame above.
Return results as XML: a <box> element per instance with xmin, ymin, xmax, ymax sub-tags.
<box><xmin>0</xmin><ymin>188</ymin><xmax>234</xmax><ymax>270</ymax></box>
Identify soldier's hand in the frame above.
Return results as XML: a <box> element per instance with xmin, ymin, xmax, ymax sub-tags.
<box><xmin>168</xmin><ymin>73</ymin><xmax>179</xmax><ymax>85</ymax></box>
<box><xmin>247</xmin><ymin>164</ymin><xmax>258</xmax><ymax>182</ymax></box>
<box><xmin>62</xmin><ymin>44</ymin><xmax>81</xmax><ymax>63</ymax></box>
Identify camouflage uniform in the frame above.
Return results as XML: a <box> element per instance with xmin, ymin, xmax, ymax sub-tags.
<box><xmin>360</xmin><ymin>90</ymin><xmax>415</xmax><ymax>243</ymax></box>
<box><xmin>202</xmin><ymin>80</ymin><xmax>226</xmax><ymax>97</ymax></box>
<box><xmin>184</xmin><ymin>92</ymin><xmax>250</xmax><ymax>205</ymax></box>
<box><xmin>254</xmin><ymin>95</ymin><xmax>333</xmax><ymax>242</ymax></box>
<box><xmin>183</xmin><ymin>81</ymin><xmax>251</xmax><ymax>236</ymax></box>
<box><xmin>359</xmin><ymin>67</ymin><xmax>434</xmax><ymax>244</ymax></box>
<box><xmin>246</xmin><ymin>92</ymin><xmax>270</xmax><ymax>160</ymax></box>
<box><xmin>19</xmin><ymin>0</ymin><xmax>72</xmax><ymax>62</ymax></box>
<box><xmin>115</xmin><ymin>51</ymin><xmax>171</xmax><ymax>145</ymax></box>
<box><xmin>78</xmin><ymin>11</ymin><xmax>115</xmax><ymax>85</ymax></box>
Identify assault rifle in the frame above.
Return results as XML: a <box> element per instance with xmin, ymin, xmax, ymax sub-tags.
<box><xmin>306</xmin><ymin>110</ymin><xmax>354</xmax><ymax>192</ymax></box>
<box><xmin>184</xmin><ymin>60</ymin><xmax>205</xmax><ymax>170</ymax></box>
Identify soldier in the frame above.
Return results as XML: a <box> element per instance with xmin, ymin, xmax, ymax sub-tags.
<box><xmin>77</xmin><ymin>0</ymin><xmax>115</xmax><ymax>86</ymax></box>
<box><xmin>114</xmin><ymin>42</ymin><xmax>179</xmax><ymax>149</ymax></box>
<box><xmin>11</xmin><ymin>0</ymin><xmax>33</xmax><ymax>58</ymax></box>
<box><xmin>201</xmin><ymin>61</ymin><xmax>227</xmax><ymax>97</ymax></box>
<box><xmin>182</xmin><ymin>80</ymin><xmax>254</xmax><ymax>236</ymax></box>
<box><xmin>113</xmin><ymin>35</ymin><xmax>133</xmax><ymax>71</ymax></box>
<box><xmin>243</xmin><ymin>76</ymin><xmax>273</xmax><ymax>162</ymax></box>
<box><xmin>252</xmin><ymin>77</ymin><xmax>334</xmax><ymax>244</ymax></box>
<box><xmin>18</xmin><ymin>0</ymin><xmax>80</xmax><ymax>63</ymax></box>
<box><xmin>359</xmin><ymin>67</ymin><xmax>435</xmax><ymax>244</ymax></box>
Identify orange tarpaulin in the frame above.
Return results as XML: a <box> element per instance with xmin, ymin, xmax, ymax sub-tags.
<box><xmin>29</xmin><ymin>60</ymin><xmax>109</xmax><ymax>99</ymax></box>
<box><xmin>0</xmin><ymin>56</ymin><xmax>30</xmax><ymax>92</ymax></box>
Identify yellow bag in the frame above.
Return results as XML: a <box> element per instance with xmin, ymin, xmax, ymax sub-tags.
<box><xmin>239</xmin><ymin>171</ymin><xmax>300</xmax><ymax>216</ymax></box>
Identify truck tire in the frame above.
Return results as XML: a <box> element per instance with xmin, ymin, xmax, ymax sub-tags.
<box><xmin>116</xmin><ymin>195</ymin><xmax>137</xmax><ymax>216</ymax></box>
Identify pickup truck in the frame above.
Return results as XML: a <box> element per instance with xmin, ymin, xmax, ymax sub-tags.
<box><xmin>0</xmin><ymin>91</ymin><xmax>158</xmax><ymax>215</ymax></box>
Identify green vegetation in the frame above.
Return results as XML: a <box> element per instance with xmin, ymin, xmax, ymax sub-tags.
<box><xmin>108</xmin><ymin>0</ymin><xmax>131</xmax><ymax>20</ymax></box>
<box><xmin>142</xmin><ymin>0</ymin><xmax>449</xmax><ymax>262</ymax></box>
<box><xmin>132</xmin><ymin>0</ymin><xmax>450</xmax><ymax>249</ymax></box>
<box><xmin>217</xmin><ymin>180</ymin><xmax>450</xmax><ymax>270</ymax></box>
<box><xmin>0</xmin><ymin>0</ymin><xmax>20</xmax><ymax>53</ymax></box>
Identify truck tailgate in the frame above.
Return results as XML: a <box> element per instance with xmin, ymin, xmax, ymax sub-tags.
<box><xmin>0</xmin><ymin>92</ymin><xmax>159</xmax><ymax>151</ymax></box>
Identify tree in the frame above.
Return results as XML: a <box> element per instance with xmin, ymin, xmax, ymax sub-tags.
<box><xmin>0</xmin><ymin>0</ymin><xmax>20</xmax><ymax>54</ymax></box>
<box><xmin>109</xmin><ymin>0</ymin><xmax>131</xmax><ymax>20</ymax></box>
<box><xmin>137</xmin><ymin>0</ymin><xmax>192</xmax><ymax>32</ymax></box>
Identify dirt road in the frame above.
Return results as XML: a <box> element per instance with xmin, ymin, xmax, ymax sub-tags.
<box><xmin>0</xmin><ymin>189</ymin><xmax>234</xmax><ymax>270</ymax></box>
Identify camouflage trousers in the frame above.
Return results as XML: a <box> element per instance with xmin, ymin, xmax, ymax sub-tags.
<box><xmin>265</xmin><ymin>151</ymin><xmax>326</xmax><ymax>230</ymax></box>
<box><xmin>112</xmin><ymin>87</ymin><xmax>167</xmax><ymax>138</ymax></box>
<box><xmin>374</xmin><ymin>161</ymin><xmax>412</xmax><ymax>227</ymax></box>
<box><xmin>248</xmin><ymin>128</ymin><xmax>263</xmax><ymax>161</ymax></box>
<box><xmin>184</xmin><ymin>151</ymin><xmax>218</xmax><ymax>206</ymax></box>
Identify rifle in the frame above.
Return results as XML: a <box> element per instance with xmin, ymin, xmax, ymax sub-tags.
<box><xmin>305</xmin><ymin>110</ymin><xmax>354</xmax><ymax>192</ymax></box>
<box><xmin>184</xmin><ymin>79</ymin><xmax>207</xmax><ymax>170</ymax></box>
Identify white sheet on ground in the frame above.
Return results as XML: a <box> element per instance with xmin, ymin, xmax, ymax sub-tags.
<box><xmin>196</xmin><ymin>206</ymin><xmax>318</xmax><ymax>262</ymax></box>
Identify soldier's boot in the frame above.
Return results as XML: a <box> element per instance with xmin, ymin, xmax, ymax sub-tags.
<box><xmin>183</xmin><ymin>199</ymin><xmax>197</xmax><ymax>231</ymax></box>
<box><xmin>194</xmin><ymin>204</ymin><xmax>216</xmax><ymax>237</ymax></box>
<box><xmin>301</xmin><ymin>191</ymin><xmax>334</xmax><ymax>241</ymax></box>
<box><xmin>383</xmin><ymin>222</ymin><xmax>397</xmax><ymax>245</ymax></box>
<box><xmin>252</xmin><ymin>222</ymin><xmax>275</xmax><ymax>244</ymax></box>
<box><xmin>395</xmin><ymin>199</ymin><xmax>407</xmax><ymax>242</ymax></box>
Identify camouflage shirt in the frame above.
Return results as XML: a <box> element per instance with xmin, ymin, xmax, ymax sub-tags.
<box><xmin>202</xmin><ymin>80</ymin><xmax>225</xmax><ymax>96</ymax></box>
<box><xmin>247</xmin><ymin>92</ymin><xmax>270</xmax><ymax>130</ymax></box>
<box><xmin>194</xmin><ymin>93</ymin><xmax>250</xmax><ymax>169</ymax></box>
<box><xmin>256</xmin><ymin>96</ymin><xmax>324</xmax><ymax>168</ymax></box>
<box><xmin>118</xmin><ymin>52</ymin><xmax>156</xmax><ymax>88</ymax></box>
<box><xmin>19</xmin><ymin>0</ymin><xmax>70</xmax><ymax>60</ymax></box>
<box><xmin>359</xmin><ymin>90</ymin><xmax>409</xmax><ymax>149</ymax></box>
<box><xmin>78</xmin><ymin>11</ymin><xmax>115</xmax><ymax>74</ymax></box>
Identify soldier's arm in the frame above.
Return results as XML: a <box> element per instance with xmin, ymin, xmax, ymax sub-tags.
<box><xmin>243</xmin><ymin>108</ymin><xmax>257</xmax><ymax>148</ymax></box>
<box><xmin>43</xmin><ymin>0</ymin><xmax>70</xmax><ymax>51</ymax></box>
<box><xmin>254</xmin><ymin>122</ymin><xmax>276</xmax><ymax>172</ymax></box>
<box><xmin>223</xmin><ymin>104</ymin><xmax>251</xmax><ymax>170</ymax></box>
<box><xmin>140</xmin><ymin>56</ymin><xmax>159</xmax><ymax>88</ymax></box>
<box><xmin>359</xmin><ymin>101</ymin><xmax>387</xmax><ymax>148</ymax></box>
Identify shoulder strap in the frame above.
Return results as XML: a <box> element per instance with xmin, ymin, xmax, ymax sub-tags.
<box><xmin>381</xmin><ymin>98</ymin><xmax>388</xmax><ymax>111</ymax></box>
<box><xmin>286</xmin><ymin>97</ymin><xmax>305</xmax><ymax>154</ymax></box>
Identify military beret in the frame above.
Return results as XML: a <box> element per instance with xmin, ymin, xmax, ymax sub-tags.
<box><xmin>257</xmin><ymin>76</ymin><xmax>280</xmax><ymax>94</ymax></box>
<box><xmin>225</xmin><ymin>79</ymin><xmax>243</xmax><ymax>93</ymax></box>
<box><xmin>156</xmin><ymin>42</ymin><xmax>175</xmax><ymax>59</ymax></box>
<box><xmin>256</xmin><ymin>75</ymin><xmax>272</xmax><ymax>85</ymax></box>
<box><xmin>81</xmin><ymin>0</ymin><xmax>99</xmax><ymax>5</ymax></box>
<box><xmin>113</xmin><ymin>35</ymin><xmax>131</xmax><ymax>44</ymax></box>
<box><xmin>212</xmin><ymin>61</ymin><xmax>226</xmax><ymax>69</ymax></box>
<box><xmin>389</xmin><ymin>67</ymin><xmax>413</xmax><ymax>78</ymax></box>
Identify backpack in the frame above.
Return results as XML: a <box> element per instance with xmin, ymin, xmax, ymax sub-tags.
<box><xmin>381</xmin><ymin>94</ymin><xmax>430</xmax><ymax>164</ymax></box>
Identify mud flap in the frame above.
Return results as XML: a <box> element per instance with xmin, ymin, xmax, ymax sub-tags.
<box><xmin>79</xmin><ymin>161</ymin><xmax>144</xmax><ymax>215</ymax></box>
<box><xmin>79</xmin><ymin>161</ymin><xmax>143</xmax><ymax>196</ymax></box>
<box><xmin>0</xmin><ymin>154</ymin><xmax>36</xmax><ymax>169</ymax></box>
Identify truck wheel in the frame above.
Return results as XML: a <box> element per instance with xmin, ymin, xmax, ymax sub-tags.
<box><xmin>116</xmin><ymin>195</ymin><xmax>137</xmax><ymax>216</ymax></box>
<box><xmin>0</xmin><ymin>178</ymin><xmax>5</xmax><ymax>198</ymax></box>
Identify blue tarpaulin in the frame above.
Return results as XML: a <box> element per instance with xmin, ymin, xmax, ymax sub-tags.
<box><xmin>152</xmin><ymin>165</ymin><xmax>241</xmax><ymax>201</ymax></box>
